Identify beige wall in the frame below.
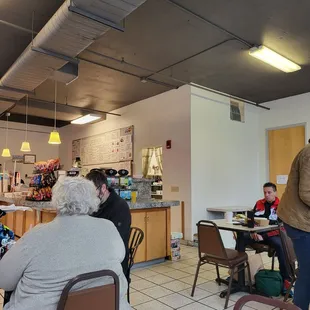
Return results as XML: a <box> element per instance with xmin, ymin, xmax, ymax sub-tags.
<box><xmin>259</xmin><ymin>92</ymin><xmax>310</xmax><ymax>187</ymax></box>
<box><xmin>0</xmin><ymin>121</ymin><xmax>59</xmax><ymax>182</ymax></box>
<box><xmin>59</xmin><ymin>85</ymin><xmax>192</xmax><ymax>239</ymax></box>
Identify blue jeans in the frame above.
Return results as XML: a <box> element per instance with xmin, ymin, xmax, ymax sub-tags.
<box><xmin>284</xmin><ymin>224</ymin><xmax>310</xmax><ymax>310</ymax></box>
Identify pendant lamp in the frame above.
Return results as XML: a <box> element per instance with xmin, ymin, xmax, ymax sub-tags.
<box><xmin>2</xmin><ymin>113</ymin><xmax>11</xmax><ymax>157</ymax></box>
<box><xmin>48</xmin><ymin>80</ymin><xmax>61</xmax><ymax>145</ymax></box>
<box><xmin>20</xmin><ymin>95</ymin><xmax>31</xmax><ymax>152</ymax></box>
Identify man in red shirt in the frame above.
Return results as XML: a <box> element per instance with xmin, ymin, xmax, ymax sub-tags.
<box><xmin>244</xmin><ymin>182</ymin><xmax>290</xmax><ymax>295</ymax></box>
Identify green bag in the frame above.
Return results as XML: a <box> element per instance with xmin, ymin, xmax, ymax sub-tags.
<box><xmin>255</xmin><ymin>270</ymin><xmax>283</xmax><ymax>297</ymax></box>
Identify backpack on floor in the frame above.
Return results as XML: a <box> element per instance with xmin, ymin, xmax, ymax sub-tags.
<box><xmin>255</xmin><ymin>269</ymin><xmax>283</xmax><ymax>297</ymax></box>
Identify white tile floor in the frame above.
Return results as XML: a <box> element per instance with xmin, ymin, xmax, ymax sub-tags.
<box><xmin>129</xmin><ymin>245</ymin><xmax>280</xmax><ymax>310</ymax></box>
<box><xmin>0</xmin><ymin>245</ymin><xmax>281</xmax><ymax>310</ymax></box>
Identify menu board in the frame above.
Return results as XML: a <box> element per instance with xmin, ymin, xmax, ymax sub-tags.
<box><xmin>72</xmin><ymin>126</ymin><xmax>133</xmax><ymax>173</ymax></box>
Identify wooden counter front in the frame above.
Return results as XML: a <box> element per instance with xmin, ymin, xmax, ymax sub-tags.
<box><xmin>2</xmin><ymin>207</ymin><xmax>171</xmax><ymax>262</ymax></box>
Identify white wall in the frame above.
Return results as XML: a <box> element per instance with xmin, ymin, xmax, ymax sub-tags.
<box><xmin>0</xmin><ymin>121</ymin><xmax>59</xmax><ymax>182</ymax></box>
<box><xmin>190</xmin><ymin>87</ymin><xmax>262</xmax><ymax>238</ymax></box>
<box><xmin>259</xmin><ymin>92</ymin><xmax>310</xmax><ymax>186</ymax></box>
<box><xmin>59</xmin><ymin>85</ymin><xmax>192</xmax><ymax>239</ymax></box>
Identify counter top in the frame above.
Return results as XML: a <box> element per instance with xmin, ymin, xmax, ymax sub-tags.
<box><xmin>128</xmin><ymin>199</ymin><xmax>179</xmax><ymax>209</ymax></box>
<box><xmin>206</xmin><ymin>206</ymin><xmax>252</xmax><ymax>212</ymax></box>
<box><xmin>0</xmin><ymin>196</ymin><xmax>179</xmax><ymax>210</ymax></box>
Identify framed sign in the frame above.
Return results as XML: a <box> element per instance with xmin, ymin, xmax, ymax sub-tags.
<box><xmin>12</xmin><ymin>155</ymin><xmax>24</xmax><ymax>163</ymax></box>
<box><xmin>23</xmin><ymin>154</ymin><xmax>36</xmax><ymax>164</ymax></box>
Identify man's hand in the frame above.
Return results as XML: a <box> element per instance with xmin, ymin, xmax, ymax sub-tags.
<box><xmin>250</xmin><ymin>233</ymin><xmax>264</xmax><ymax>241</ymax></box>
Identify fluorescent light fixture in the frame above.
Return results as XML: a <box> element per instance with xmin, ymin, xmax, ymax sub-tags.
<box><xmin>249</xmin><ymin>45</ymin><xmax>301</xmax><ymax>73</ymax></box>
<box><xmin>71</xmin><ymin>114</ymin><xmax>101</xmax><ymax>125</ymax></box>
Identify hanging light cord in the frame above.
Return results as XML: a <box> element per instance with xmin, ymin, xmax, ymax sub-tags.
<box><xmin>5</xmin><ymin>114</ymin><xmax>9</xmax><ymax>148</ymax></box>
<box><xmin>54</xmin><ymin>80</ymin><xmax>57</xmax><ymax>130</ymax></box>
<box><xmin>25</xmin><ymin>95</ymin><xmax>28</xmax><ymax>140</ymax></box>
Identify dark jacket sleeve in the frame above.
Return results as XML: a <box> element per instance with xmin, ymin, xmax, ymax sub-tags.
<box><xmin>109</xmin><ymin>200</ymin><xmax>131</xmax><ymax>249</ymax></box>
<box><xmin>109</xmin><ymin>200</ymin><xmax>131</xmax><ymax>276</ymax></box>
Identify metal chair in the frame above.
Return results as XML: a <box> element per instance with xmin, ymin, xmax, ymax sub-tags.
<box><xmin>57</xmin><ymin>270</ymin><xmax>119</xmax><ymax>310</ymax></box>
<box><xmin>127</xmin><ymin>226</ymin><xmax>144</xmax><ymax>303</ymax></box>
<box><xmin>234</xmin><ymin>295</ymin><xmax>300</xmax><ymax>310</ymax></box>
<box><xmin>278</xmin><ymin>223</ymin><xmax>298</xmax><ymax>302</ymax></box>
<box><xmin>191</xmin><ymin>220</ymin><xmax>252</xmax><ymax>309</ymax></box>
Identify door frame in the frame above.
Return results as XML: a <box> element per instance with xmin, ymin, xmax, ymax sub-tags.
<box><xmin>265</xmin><ymin>122</ymin><xmax>307</xmax><ymax>182</ymax></box>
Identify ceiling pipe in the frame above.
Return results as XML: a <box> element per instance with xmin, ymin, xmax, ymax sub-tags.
<box><xmin>0</xmin><ymin>85</ymin><xmax>34</xmax><ymax>95</ymax></box>
<box><xmin>78</xmin><ymin>56</ymin><xmax>178</xmax><ymax>89</ymax></box>
<box><xmin>25</xmin><ymin>98</ymin><xmax>122</xmax><ymax>117</ymax></box>
<box><xmin>0</xmin><ymin>103</ymin><xmax>16</xmax><ymax>118</ymax></box>
<box><xmin>144</xmin><ymin>38</ymin><xmax>237</xmax><ymax>80</ymax></box>
<box><xmin>0</xmin><ymin>126</ymin><xmax>49</xmax><ymax>134</ymax></box>
<box><xmin>83</xmin><ymin>50</ymin><xmax>269</xmax><ymax>110</ymax></box>
<box><xmin>164</xmin><ymin>0</ymin><xmax>253</xmax><ymax>48</ymax></box>
<box><xmin>0</xmin><ymin>19</ymin><xmax>38</xmax><ymax>35</ymax></box>
<box><xmin>0</xmin><ymin>96</ymin><xmax>122</xmax><ymax>117</ymax></box>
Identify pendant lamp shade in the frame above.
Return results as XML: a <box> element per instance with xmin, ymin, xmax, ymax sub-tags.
<box><xmin>48</xmin><ymin>130</ymin><xmax>61</xmax><ymax>144</ymax></box>
<box><xmin>48</xmin><ymin>80</ymin><xmax>61</xmax><ymax>145</ymax></box>
<box><xmin>2</xmin><ymin>113</ymin><xmax>11</xmax><ymax>158</ymax></box>
<box><xmin>21</xmin><ymin>95</ymin><xmax>31</xmax><ymax>152</ymax></box>
<box><xmin>1</xmin><ymin>148</ymin><xmax>11</xmax><ymax>157</ymax></box>
<box><xmin>21</xmin><ymin>141</ymin><xmax>31</xmax><ymax>152</ymax></box>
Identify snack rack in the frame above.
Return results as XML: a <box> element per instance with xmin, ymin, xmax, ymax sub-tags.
<box><xmin>27</xmin><ymin>159</ymin><xmax>60</xmax><ymax>201</ymax></box>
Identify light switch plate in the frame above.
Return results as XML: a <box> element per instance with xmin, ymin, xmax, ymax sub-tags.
<box><xmin>171</xmin><ymin>186</ymin><xmax>179</xmax><ymax>193</ymax></box>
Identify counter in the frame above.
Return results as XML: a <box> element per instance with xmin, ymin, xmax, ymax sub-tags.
<box><xmin>0</xmin><ymin>197</ymin><xmax>180</xmax><ymax>263</ymax></box>
<box><xmin>0</xmin><ymin>197</ymin><xmax>179</xmax><ymax>210</ymax></box>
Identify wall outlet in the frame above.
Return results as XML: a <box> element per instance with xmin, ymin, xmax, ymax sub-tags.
<box><xmin>171</xmin><ymin>186</ymin><xmax>179</xmax><ymax>193</ymax></box>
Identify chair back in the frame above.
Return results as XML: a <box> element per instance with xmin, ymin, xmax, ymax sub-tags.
<box><xmin>57</xmin><ymin>270</ymin><xmax>119</xmax><ymax>310</ymax></box>
<box><xmin>234</xmin><ymin>295</ymin><xmax>300</xmax><ymax>310</ymax></box>
<box><xmin>197</xmin><ymin>220</ymin><xmax>228</xmax><ymax>261</ymax></box>
<box><xmin>278</xmin><ymin>223</ymin><xmax>298</xmax><ymax>279</ymax></box>
<box><xmin>128</xmin><ymin>227</ymin><xmax>144</xmax><ymax>271</ymax></box>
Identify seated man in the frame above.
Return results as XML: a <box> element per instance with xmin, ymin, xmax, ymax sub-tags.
<box><xmin>244</xmin><ymin>182</ymin><xmax>291</xmax><ymax>295</ymax></box>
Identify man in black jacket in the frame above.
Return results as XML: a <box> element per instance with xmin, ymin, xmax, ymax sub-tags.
<box><xmin>86</xmin><ymin>170</ymin><xmax>131</xmax><ymax>278</ymax></box>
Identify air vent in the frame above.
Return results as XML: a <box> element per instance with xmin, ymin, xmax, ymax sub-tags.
<box><xmin>230</xmin><ymin>99</ymin><xmax>245</xmax><ymax>123</ymax></box>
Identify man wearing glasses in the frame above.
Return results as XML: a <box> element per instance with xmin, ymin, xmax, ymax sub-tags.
<box><xmin>86</xmin><ymin>169</ymin><xmax>131</xmax><ymax>279</ymax></box>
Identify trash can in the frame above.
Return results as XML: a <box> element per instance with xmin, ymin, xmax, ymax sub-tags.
<box><xmin>171</xmin><ymin>232</ymin><xmax>183</xmax><ymax>261</ymax></box>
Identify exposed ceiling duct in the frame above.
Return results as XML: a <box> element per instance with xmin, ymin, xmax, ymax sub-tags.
<box><xmin>0</xmin><ymin>0</ymin><xmax>146</xmax><ymax>103</ymax></box>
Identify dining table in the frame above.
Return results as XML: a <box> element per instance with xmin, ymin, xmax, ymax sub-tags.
<box><xmin>211</xmin><ymin>219</ymin><xmax>279</xmax><ymax>298</ymax></box>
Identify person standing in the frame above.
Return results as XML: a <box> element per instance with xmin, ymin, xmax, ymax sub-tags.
<box><xmin>86</xmin><ymin>170</ymin><xmax>131</xmax><ymax>279</ymax></box>
<box><xmin>278</xmin><ymin>143</ymin><xmax>310</xmax><ymax>310</ymax></box>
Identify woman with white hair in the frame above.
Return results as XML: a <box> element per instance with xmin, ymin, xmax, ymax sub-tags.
<box><xmin>0</xmin><ymin>177</ymin><xmax>131</xmax><ymax>310</ymax></box>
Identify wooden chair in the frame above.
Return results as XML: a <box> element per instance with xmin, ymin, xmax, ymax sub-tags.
<box><xmin>234</xmin><ymin>295</ymin><xmax>300</xmax><ymax>310</ymax></box>
<box><xmin>278</xmin><ymin>223</ymin><xmax>298</xmax><ymax>302</ymax></box>
<box><xmin>191</xmin><ymin>220</ymin><xmax>252</xmax><ymax>309</ymax></box>
<box><xmin>127</xmin><ymin>227</ymin><xmax>144</xmax><ymax>303</ymax></box>
<box><xmin>57</xmin><ymin>270</ymin><xmax>119</xmax><ymax>310</ymax></box>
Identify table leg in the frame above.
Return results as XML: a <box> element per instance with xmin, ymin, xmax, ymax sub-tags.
<box><xmin>236</xmin><ymin>231</ymin><xmax>246</xmax><ymax>287</ymax></box>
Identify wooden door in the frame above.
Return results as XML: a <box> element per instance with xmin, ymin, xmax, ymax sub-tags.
<box><xmin>146</xmin><ymin>209</ymin><xmax>167</xmax><ymax>261</ymax></box>
<box><xmin>268</xmin><ymin>125</ymin><xmax>305</xmax><ymax>197</ymax></box>
<box><xmin>131</xmin><ymin>211</ymin><xmax>146</xmax><ymax>263</ymax></box>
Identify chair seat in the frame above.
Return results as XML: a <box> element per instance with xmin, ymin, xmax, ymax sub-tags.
<box><xmin>203</xmin><ymin>249</ymin><xmax>248</xmax><ymax>267</ymax></box>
